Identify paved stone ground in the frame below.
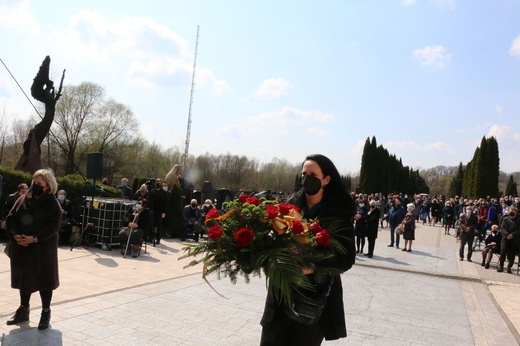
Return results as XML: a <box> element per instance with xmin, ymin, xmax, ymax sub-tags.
<box><xmin>0</xmin><ymin>222</ymin><xmax>519</xmax><ymax>345</ymax></box>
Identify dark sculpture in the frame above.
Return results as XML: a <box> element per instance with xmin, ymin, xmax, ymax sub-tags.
<box><xmin>15</xmin><ymin>56</ymin><xmax>65</xmax><ymax>174</ymax></box>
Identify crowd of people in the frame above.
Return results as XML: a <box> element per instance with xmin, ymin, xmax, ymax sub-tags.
<box><xmin>1</xmin><ymin>157</ymin><xmax>519</xmax><ymax>345</ymax></box>
<box><xmin>351</xmin><ymin>192</ymin><xmax>520</xmax><ymax>274</ymax></box>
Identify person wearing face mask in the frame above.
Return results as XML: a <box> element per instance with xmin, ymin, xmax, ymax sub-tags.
<box><xmin>481</xmin><ymin>225</ymin><xmax>501</xmax><ymax>269</ymax></box>
<box><xmin>354</xmin><ymin>198</ymin><xmax>368</xmax><ymax>254</ymax></box>
<box><xmin>497</xmin><ymin>206</ymin><xmax>520</xmax><ymax>273</ymax></box>
<box><xmin>5</xmin><ymin>168</ymin><xmax>62</xmax><ymax>330</ymax></box>
<box><xmin>119</xmin><ymin>198</ymin><xmax>153</xmax><ymax>257</ymax></box>
<box><xmin>56</xmin><ymin>190</ymin><xmax>75</xmax><ymax>246</ymax></box>
<box><xmin>116</xmin><ymin>178</ymin><xmax>133</xmax><ymax>200</ymax></box>
<box><xmin>182</xmin><ymin>199</ymin><xmax>203</xmax><ymax>242</ymax></box>
<box><xmin>201</xmin><ymin>199</ymin><xmax>215</xmax><ymax>239</ymax></box>
<box><xmin>260</xmin><ymin>154</ymin><xmax>356</xmax><ymax>345</ymax></box>
<box><xmin>459</xmin><ymin>206</ymin><xmax>478</xmax><ymax>261</ymax></box>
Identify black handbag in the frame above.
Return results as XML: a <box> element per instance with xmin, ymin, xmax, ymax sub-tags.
<box><xmin>4</xmin><ymin>241</ymin><xmax>11</xmax><ymax>258</ymax></box>
<box><xmin>284</xmin><ymin>277</ymin><xmax>334</xmax><ymax>325</ymax></box>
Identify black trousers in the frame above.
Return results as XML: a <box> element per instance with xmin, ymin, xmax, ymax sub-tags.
<box><xmin>367</xmin><ymin>236</ymin><xmax>376</xmax><ymax>256</ymax></box>
<box><xmin>153</xmin><ymin>212</ymin><xmax>163</xmax><ymax>242</ymax></box>
<box><xmin>499</xmin><ymin>238</ymin><xmax>517</xmax><ymax>268</ymax></box>
<box><xmin>459</xmin><ymin>235</ymin><xmax>474</xmax><ymax>259</ymax></box>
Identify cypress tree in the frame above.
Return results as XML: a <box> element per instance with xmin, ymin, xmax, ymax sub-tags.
<box><xmin>485</xmin><ymin>136</ymin><xmax>499</xmax><ymax>197</ymax></box>
<box><xmin>448</xmin><ymin>162</ymin><xmax>464</xmax><ymax>197</ymax></box>
<box><xmin>359</xmin><ymin>137</ymin><xmax>371</xmax><ymax>192</ymax></box>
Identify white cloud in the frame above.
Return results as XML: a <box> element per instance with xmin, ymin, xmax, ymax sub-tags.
<box><xmin>509</xmin><ymin>35</ymin><xmax>520</xmax><ymax>57</ymax></box>
<box><xmin>250</xmin><ymin>106</ymin><xmax>333</xmax><ymax>126</ymax></box>
<box><xmin>425</xmin><ymin>142</ymin><xmax>454</xmax><ymax>153</ymax></box>
<box><xmin>305</xmin><ymin>127</ymin><xmax>328</xmax><ymax>137</ymax></box>
<box><xmin>211</xmin><ymin>80</ymin><xmax>234</xmax><ymax>95</ymax></box>
<box><xmin>0</xmin><ymin>0</ymin><xmax>39</xmax><ymax>35</ymax></box>
<box><xmin>496</xmin><ymin>105</ymin><xmax>503</xmax><ymax>114</ymax></box>
<box><xmin>401</xmin><ymin>0</ymin><xmax>417</xmax><ymax>5</ymax></box>
<box><xmin>256</xmin><ymin>78</ymin><xmax>291</xmax><ymax>99</ymax></box>
<box><xmin>488</xmin><ymin>124</ymin><xmax>511</xmax><ymax>141</ymax></box>
<box><xmin>125</xmin><ymin>57</ymin><xmax>192</xmax><ymax>88</ymax></box>
<box><xmin>215</xmin><ymin>124</ymin><xmax>240</xmax><ymax>138</ymax></box>
<box><xmin>413</xmin><ymin>45</ymin><xmax>451</xmax><ymax>68</ymax></box>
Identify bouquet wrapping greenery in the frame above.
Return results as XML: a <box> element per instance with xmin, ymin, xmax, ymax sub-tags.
<box><xmin>180</xmin><ymin>195</ymin><xmax>347</xmax><ymax>306</ymax></box>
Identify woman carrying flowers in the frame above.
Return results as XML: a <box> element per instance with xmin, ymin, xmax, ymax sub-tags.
<box><xmin>260</xmin><ymin>154</ymin><xmax>356</xmax><ymax>345</ymax></box>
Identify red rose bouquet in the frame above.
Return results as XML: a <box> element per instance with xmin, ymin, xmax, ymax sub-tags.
<box><xmin>180</xmin><ymin>196</ymin><xmax>347</xmax><ymax>306</ymax></box>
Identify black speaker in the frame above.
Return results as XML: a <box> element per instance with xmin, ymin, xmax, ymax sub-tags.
<box><xmin>86</xmin><ymin>153</ymin><xmax>104</xmax><ymax>179</ymax></box>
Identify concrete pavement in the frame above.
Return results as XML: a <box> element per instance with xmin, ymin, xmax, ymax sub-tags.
<box><xmin>0</xmin><ymin>222</ymin><xmax>519</xmax><ymax>345</ymax></box>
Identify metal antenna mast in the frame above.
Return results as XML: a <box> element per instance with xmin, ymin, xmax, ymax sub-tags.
<box><xmin>181</xmin><ymin>25</ymin><xmax>200</xmax><ymax>168</ymax></box>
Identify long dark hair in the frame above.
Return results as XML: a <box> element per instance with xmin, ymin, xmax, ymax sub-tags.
<box><xmin>292</xmin><ymin>154</ymin><xmax>356</xmax><ymax>220</ymax></box>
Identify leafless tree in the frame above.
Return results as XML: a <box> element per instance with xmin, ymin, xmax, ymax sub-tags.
<box><xmin>52</xmin><ymin>82</ymin><xmax>104</xmax><ymax>174</ymax></box>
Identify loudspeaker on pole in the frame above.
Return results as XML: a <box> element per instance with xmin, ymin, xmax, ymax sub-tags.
<box><xmin>86</xmin><ymin>152</ymin><xmax>104</xmax><ymax>179</ymax></box>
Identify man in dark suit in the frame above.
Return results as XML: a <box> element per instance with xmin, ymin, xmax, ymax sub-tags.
<box><xmin>497</xmin><ymin>206</ymin><xmax>520</xmax><ymax>273</ymax></box>
<box><xmin>459</xmin><ymin>206</ymin><xmax>478</xmax><ymax>261</ymax></box>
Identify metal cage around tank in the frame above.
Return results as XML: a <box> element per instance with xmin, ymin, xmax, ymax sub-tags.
<box><xmin>81</xmin><ymin>197</ymin><xmax>136</xmax><ymax>248</ymax></box>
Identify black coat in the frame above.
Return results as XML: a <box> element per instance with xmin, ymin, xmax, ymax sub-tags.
<box><xmin>6</xmin><ymin>193</ymin><xmax>62</xmax><ymax>293</ymax></box>
<box><xmin>460</xmin><ymin>213</ymin><xmax>478</xmax><ymax>237</ymax></box>
<box><xmin>365</xmin><ymin>206</ymin><xmax>380</xmax><ymax>239</ymax></box>
<box><xmin>260</xmin><ymin>195</ymin><xmax>356</xmax><ymax>341</ymax></box>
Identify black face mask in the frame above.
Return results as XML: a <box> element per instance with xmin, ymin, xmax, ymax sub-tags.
<box><xmin>155</xmin><ymin>183</ymin><xmax>161</xmax><ymax>189</ymax></box>
<box><xmin>31</xmin><ymin>183</ymin><xmax>45</xmax><ymax>197</ymax></box>
<box><xmin>302</xmin><ymin>174</ymin><xmax>323</xmax><ymax>196</ymax></box>
<box><xmin>510</xmin><ymin>213</ymin><xmax>517</xmax><ymax>218</ymax></box>
<box><xmin>191</xmin><ymin>203</ymin><xmax>197</xmax><ymax>208</ymax></box>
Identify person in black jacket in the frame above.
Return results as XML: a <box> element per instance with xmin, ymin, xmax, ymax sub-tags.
<box><xmin>148</xmin><ymin>178</ymin><xmax>168</xmax><ymax>244</ymax></box>
<box><xmin>354</xmin><ymin>198</ymin><xmax>368</xmax><ymax>253</ymax></box>
<box><xmin>4</xmin><ymin>183</ymin><xmax>28</xmax><ymax>217</ymax></box>
<box><xmin>481</xmin><ymin>225</ymin><xmax>501</xmax><ymax>269</ymax></box>
<box><xmin>386</xmin><ymin>197</ymin><xmax>406</xmax><ymax>249</ymax></box>
<box><xmin>260</xmin><ymin>154</ymin><xmax>356</xmax><ymax>345</ymax></box>
<box><xmin>5</xmin><ymin>169</ymin><xmax>62</xmax><ymax>330</ymax></box>
<box><xmin>119</xmin><ymin>198</ymin><xmax>153</xmax><ymax>257</ymax></box>
<box><xmin>497</xmin><ymin>207</ymin><xmax>520</xmax><ymax>273</ymax></box>
<box><xmin>459</xmin><ymin>206</ymin><xmax>478</xmax><ymax>261</ymax></box>
<box><xmin>364</xmin><ymin>199</ymin><xmax>381</xmax><ymax>258</ymax></box>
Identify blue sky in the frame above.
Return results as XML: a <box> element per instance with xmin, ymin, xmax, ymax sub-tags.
<box><xmin>1</xmin><ymin>0</ymin><xmax>520</xmax><ymax>175</ymax></box>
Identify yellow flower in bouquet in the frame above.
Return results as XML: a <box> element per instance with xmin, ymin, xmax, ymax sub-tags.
<box><xmin>180</xmin><ymin>194</ymin><xmax>347</xmax><ymax>306</ymax></box>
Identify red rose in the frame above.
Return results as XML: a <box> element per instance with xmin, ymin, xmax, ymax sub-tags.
<box><xmin>315</xmin><ymin>230</ymin><xmax>330</xmax><ymax>247</ymax></box>
<box><xmin>265</xmin><ymin>205</ymin><xmax>279</xmax><ymax>220</ymax></box>
<box><xmin>278</xmin><ymin>203</ymin><xmax>291</xmax><ymax>215</ymax></box>
<box><xmin>310</xmin><ymin>221</ymin><xmax>321</xmax><ymax>234</ymax></box>
<box><xmin>208</xmin><ymin>225</ymin><xmax>223</xmax><ymax>240</ymax></box>
<box><xmin>234</xmin><ymin>227</ymin><xmax>255</xmax><ymax>247</ymax></box>
<box><xmin>246</xmin><ymin>197</ymin><xmax>261</xmax><ymax>206</ymax></box>
<box><xmin>238</xmin><ymin>194</ymin><xmax>248</xmax><ymax>203</ymax></box>
<box><xmin>291</xmin><ymin>220</ymin><xmax>304</xmax><ymax>234</ymax></box>
<box><xmin>205</xmin><ymin>208</ymin><xmax>219</xmax><ymax>220</ymax></box>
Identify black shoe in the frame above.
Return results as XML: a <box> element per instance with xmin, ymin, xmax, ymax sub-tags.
<box><xmin>6</xmin><ymin>305</ymin><xmax>30</xmax><ymax>325</ymax></box>
<box><xmin>467</xmin><ymin>258</ymin><xmax>472</xmax><ymax>263</ymax></box>
<box><xmin>395</xmin><ymin>245</ymin><xmax>400</xmax><ymax>249</ymax></box>
<box><xmin>38</xmin><ymin>308</ymin><xmax>51</xmax><ymax>330</ymax></box>
<box><xmin>485</xmin><ymin>262</ymin><xmax>490</xmax><ymax>269</ymax></box>
<box><xmin>387</xmin><ymin>244</ymin><xmax>394</xmax><ymax>247</ymax></box>
<box><xmin>367</xmin><ymin>254</ymin><xmax>373</xmax><ymax>258</ymax></box>
<box><xmin>460</xmin><ymin>258</ymin><xmax>463</xmax><ymax>261</ymax></box>
<box><xmin>402</xmin><ymin>248</ymin><xmax>407</xmax><ymax>252</ymax></box>
<box><xmin>507</xmin><ymin>267</ymin><xmax>513</xmax><ymax>274</ymax></box>
<box><xmin>497</xmin><ymin>266</ymin><xmax>503</xmax><ymax>272</ymax></box>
